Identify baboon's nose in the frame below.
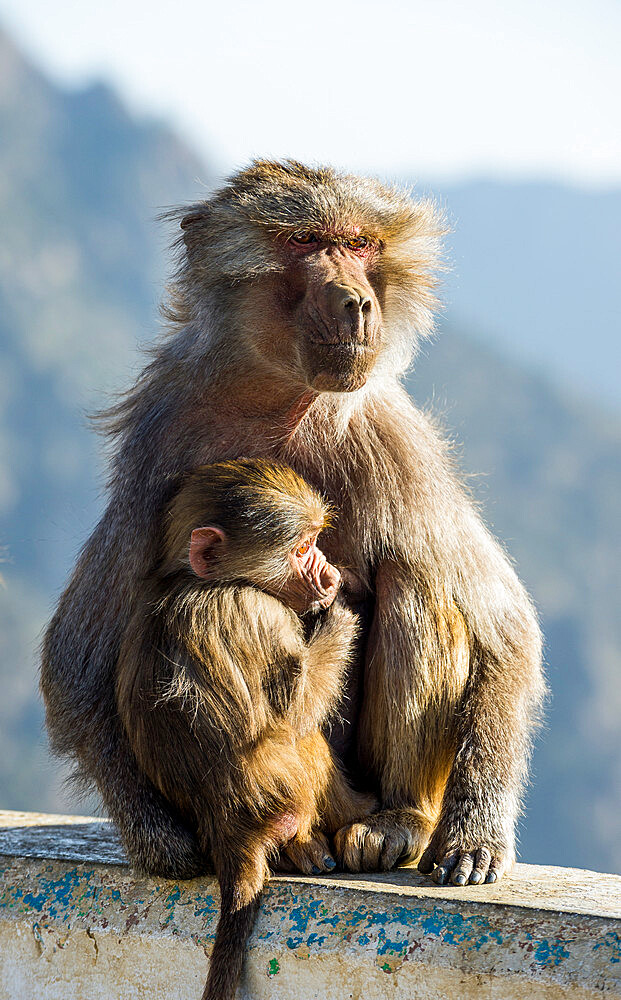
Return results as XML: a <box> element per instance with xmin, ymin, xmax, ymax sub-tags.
<box><xmin>328</xmin><ymin>283</ymin><xmax>372</xmax><ymax>319</ymax></box>
<box><xmin>326</xmin><ymin>283</ymin><xmax>375</xmax><ymax>341</ymax></box>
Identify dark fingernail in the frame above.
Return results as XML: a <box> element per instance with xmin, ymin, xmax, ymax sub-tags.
<box><xmin>311</xmin><ymin>865</ymin><xmax>321</xmax><ymax>875</ymax></box>
<box><xmin>324</xmin><ymin>857</ymin><xmax>336</xmax><ymax>870</ymax></box>
<box><xmin>485</xmin><ymin>871</ymin><xmax>497</xmax><ymax>883</ymax></box>
<box><xmin>454</xmin><ymin>874</ymin><xmax>466</xmax><ymax>885</ymax></box>
<box><xmin>470</xmin><ymin>871</ymin><xmax>483</xmax><ymax>884</ymax></box>
<box><xmin>434</xmin><ymin>867</ymin><xmax>448</xmax><ymax>885</ymax></box>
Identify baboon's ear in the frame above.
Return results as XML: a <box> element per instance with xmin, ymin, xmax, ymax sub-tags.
<box><xmin>189</xmin><ymin>526</ymin><xmax>226</xmax><ymax>578</ymax></box>
<box><xmin>180</xmin><ymin>210</ymin><xmax>208</xmax><ymax>230</ymax></box>
<box><xmin>180</xmin><ymin>206</ymin><xmax>211</xmax><ymax>250</ymax></box>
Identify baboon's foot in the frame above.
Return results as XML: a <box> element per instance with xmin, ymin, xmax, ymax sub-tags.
<box><xmin>418</xmin><ymin>827</ymin><xmax>514</xmax><ymax>885</ymax></box>
<box><xmin>334</xmin><ymin>808</ymin><xmax>431</xmax><ymax>873</ymax></box>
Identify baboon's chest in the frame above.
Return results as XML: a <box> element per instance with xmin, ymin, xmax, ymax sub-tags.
<box><xmin>281</xmin><ymin>447</ymin><xmax>405</xmax><ymax>573</ymax></box>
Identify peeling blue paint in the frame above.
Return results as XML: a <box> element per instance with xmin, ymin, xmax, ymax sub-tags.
<box><xmin>594</xmin><ymin>931</ymin><xmax>621</xmax><ymax>964</ymax></box>
<box><xmin>377</xmin><ymin>932</ymin><xmax>404</xmax><ymax>956</ymax></box>
<box><xmin>161</xmin><ymin>884</ymin><xmax>218</xmax><ymax>934</ymax></box>
<box><xmin>6</xmin><ymin>868</ymin><xmax>125</xmax><ymax>924</ymax></box>
<box><xmin>1</xmin><ymin>858</ymin><xmax>620</xmax><ymax>991</ymax></box>
<box><xmin>530</xmin><ymin>936</ymin><xmax>572</xmax><ymax>968</ymax></box>
<box><xmin>306</xmin><ymin>932</ymin><xmax>326</xmax><ymax>947</ymax></box>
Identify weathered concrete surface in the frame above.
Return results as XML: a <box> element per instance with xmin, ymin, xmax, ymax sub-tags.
<box><xmin>0</xmin><ymin>811</ymin><xmax>619</xmax><ymax>999</ymax></box>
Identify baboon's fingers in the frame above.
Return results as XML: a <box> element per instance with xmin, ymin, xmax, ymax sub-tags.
<box><xmin>334</xmin><ymin>822</ymin><xmax>364</xmax><ymax>872</ymax></box>
<box><xmin>447</xmin><ymin>846</ymin><xmax>509</xmax><ymax>884</ymax></box>
<box><xmin>378</xmin><ymin>830</ymin><xmax>409</xmax><ymax>871</ymax></box>
<box><xmin>485</xmin><ymin>853</ymin><xmax>507</xmax><ymax>884</ymax></box>
<box><xmin>359</xmin><ymin>829</ymin><xmax>384</xmax><ymax>872</ymax></box>
<box><xmin>469</xmin><ymin>846</ymin><xmax>492</xmax><ymax>884</ymax></box>
<box><xmin>450</xmin><ymin>852</ymin><xmax>475</xmax><ymax>885</ymax></box>
<box><xmin>335</xmin><ymin>819</ymin><xmax>413</xmax><ymax>873</ymax></box>
<box><xmin>419</xmin><ymin>837</ymin><xmax>512</xmax><ymax>886</ymax></box>
<box><xmin>284</xmin><ymin>831</ymin><xmax>336</xmax><ymax>875</ymax></box>
<box><xmin>431</xmin><ymin>850</ymin><xmax>460</xmax><ymax>885</ymax></box>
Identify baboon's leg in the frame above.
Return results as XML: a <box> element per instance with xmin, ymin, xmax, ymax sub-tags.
<box><xmin>280</xmin><ymin>731</ymin><xmax>376</xmax><ymax>874</ymax></box>
<box><xmin>90</xmin><ymin>721</ymin><xmax>205</xmax><ymax>878</ymax></box>
<box><xmin>338</xmin><ymin>562</ymin><xmax>471</xmax><ymax>873</ymax></box>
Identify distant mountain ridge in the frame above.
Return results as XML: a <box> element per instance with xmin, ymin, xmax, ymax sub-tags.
<box><xmin>0</xmin><ymin>24</ymin><xmax>210</xmax><ymax>813</ymax></box>
<box><xmin>1</xmin><ymin>25</ymin><xmax>620</xmax><ymax>872</ymax></box>
<box><xmin>420</xmin><ymin>178</ymin><xmax>621</xmax><ymax>409</ymax></box>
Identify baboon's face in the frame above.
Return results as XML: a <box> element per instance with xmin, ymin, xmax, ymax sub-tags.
<box><xmin>278</xmin><ymin>232</ymin><xmax>383</xmax><ymax>393</ymax></box>
<box><xmin>179</xmin><ymin>162</ymin><xmax>442</xmax><ymax>391</ymax></box>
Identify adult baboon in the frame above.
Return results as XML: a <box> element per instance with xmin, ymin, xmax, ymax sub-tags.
<box><xmin>42</xmin><ymin>159</ymin><xmax>544</xmax><ymax>887</ymax></box>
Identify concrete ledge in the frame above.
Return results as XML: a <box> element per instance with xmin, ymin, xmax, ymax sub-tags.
<box><xmin>0</xmin><ymin>811</ymin><xmax>619</xmax><ymax>999</ymax></box>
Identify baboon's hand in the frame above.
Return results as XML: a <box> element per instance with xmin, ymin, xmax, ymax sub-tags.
<box><xmin>334</xmin><ymin>809</ymin><xmax>431</xmax><ymax>873</ymax></box>
<box><xmin>279</xmin><ymin>830</ymin><xmax>336</xmax><ymax>875</ymax></box>
<box><xmin>418</xmin><ymin>824</ymin><xmax>514</xmax><ymax>885</ymax></box>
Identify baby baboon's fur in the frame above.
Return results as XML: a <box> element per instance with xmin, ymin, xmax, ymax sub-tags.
<box><xmin>116</xmin><ymin>459</ymin><xmax>372</xmax><ymax>1000</ymax></box>
<box><xmin>42</xmin><ymin>159</ymin><xmax>544</xmax><ymax>888</ymax></box>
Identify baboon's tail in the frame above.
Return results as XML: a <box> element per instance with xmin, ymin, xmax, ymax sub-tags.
<box><xmin>201</xmin><ymin>874</ymin><xmax>264</xmax><ymax>1000</ymax></box>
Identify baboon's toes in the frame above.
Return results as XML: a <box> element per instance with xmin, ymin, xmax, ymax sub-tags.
<box><xmin>334</xmin><ymin>819</ymin><xmax>413</xmax><ymax>873</ymax></box>
<box><xmin>419</xmin><ymin>840</ymin><xmax>511</xmax><ymax>885</ymax></box>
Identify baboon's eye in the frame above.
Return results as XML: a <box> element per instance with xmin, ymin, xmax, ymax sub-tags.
<box><xmin>291</xmin><ymin>232</ymin><xmax>319</xmax><ymax>246</ymax></box>
<box><xmin>295</xmin><ymin>539</ymin><xmax>311</xmax><ymax>556</ymax></box>
<box><xmin>347</xmin><ymin>235</ymin><xmax>369</xmax><ymax>250</ymax></box>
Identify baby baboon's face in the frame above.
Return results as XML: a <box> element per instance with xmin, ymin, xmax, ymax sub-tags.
<box><xmin>279</xmin><ymin>530</ymin><xmax>341</xmax><ymax>615</ymax></box>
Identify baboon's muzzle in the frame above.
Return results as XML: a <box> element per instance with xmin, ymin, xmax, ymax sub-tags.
<box><xmin>312</xmin><ymin>280</ymin><xmax>378</xmax><ymax>347</ymax></box>
<box><xmin>298</xmin><ymin>262</ymin><xmax>382</xmax><ymax>392</ymax></box>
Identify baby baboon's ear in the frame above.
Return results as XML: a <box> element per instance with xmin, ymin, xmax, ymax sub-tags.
<box><xmin>188</xmin><ymin>526</ymin><xmax>226</xmax><ymax>578</ymax></box>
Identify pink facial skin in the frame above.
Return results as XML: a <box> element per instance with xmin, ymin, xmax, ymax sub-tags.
<box><xmin>287</xmin><ymin>228</ymin><xmax>379</xmax><ymax>262</ymax></box>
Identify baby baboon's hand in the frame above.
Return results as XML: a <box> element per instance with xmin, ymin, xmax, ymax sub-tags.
<box><xmin>280</xmin><ymin>830</ymin><xmax>337</xmax><ymax>875</ymax></box>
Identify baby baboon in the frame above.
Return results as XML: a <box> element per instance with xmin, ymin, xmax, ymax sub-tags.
<box><xmin>116</xmin><ymin>459</ymin><xmax>373</xmax><ymax>1000</ymax></box>
<box><xmin>42</xmin><ymin>159</ymin><xmax>544</xmax><ymax>890</ymax></box>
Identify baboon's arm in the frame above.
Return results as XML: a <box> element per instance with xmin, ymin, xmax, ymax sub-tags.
<box><xmin>287</xmin><ymin>603</ymin><xmax>358</xmax><ymax>734</ymax></box>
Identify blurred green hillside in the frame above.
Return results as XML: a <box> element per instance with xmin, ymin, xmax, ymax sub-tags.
<box><xmin>1</xmin><ymin>27</ymin><xmax>620</xmax><ymax>871</ymax></box>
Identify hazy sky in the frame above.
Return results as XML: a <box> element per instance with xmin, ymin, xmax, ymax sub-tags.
<box><xmin>2</xmin><ymin>0</ymin><xmax>620</xmax><ymax>185</ymax></box>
